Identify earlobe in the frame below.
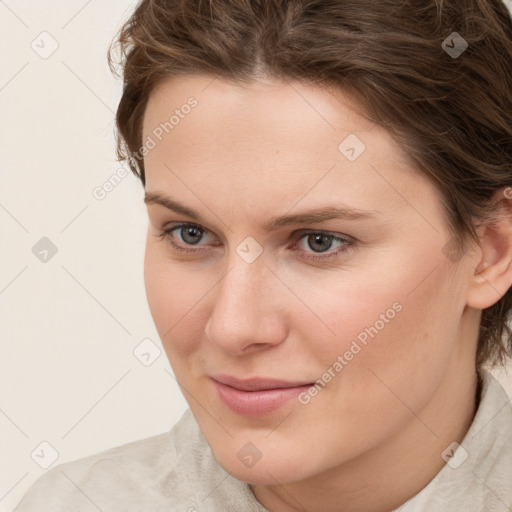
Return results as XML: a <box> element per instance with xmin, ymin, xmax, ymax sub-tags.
<box><xmin>466</xmin><ymin>190</ymin><xmax>512</xmax><ymax>310</ymax></box>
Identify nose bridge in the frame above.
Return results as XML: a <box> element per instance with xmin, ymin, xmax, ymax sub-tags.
<box><xmin>204</xmin><ymin>248</ymin><xmax>285</xmax><ymax>352</ymax></box>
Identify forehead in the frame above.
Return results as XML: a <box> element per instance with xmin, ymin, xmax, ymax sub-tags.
<box><xmin>141</xmin><ymin>75</ymin><xmax>440</xmax><ymax>230</ymax></box>
<box><xmin>143</xmin><ymin>75</ymin><xmax>377</xmax><ymax>149</ymax></box>
<box><xmin>143</xmin><ymin>75</ymin><xmax>415</xmax><ymax>172</ymax></box>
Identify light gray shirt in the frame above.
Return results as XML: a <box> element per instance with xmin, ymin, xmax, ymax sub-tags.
<box><xmin>13</xmin><ymin>368</ymin><xmax>512</xmax><ymax>511</ymax></box>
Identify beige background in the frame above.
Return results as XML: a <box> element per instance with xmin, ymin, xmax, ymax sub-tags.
<box><xmin>1</xmin><ymin>1</ymin><xmax>512</xmax><ymax>511</ymax></box>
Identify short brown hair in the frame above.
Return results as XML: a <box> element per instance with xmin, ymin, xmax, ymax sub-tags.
<box><xmin>107</xmin><ymin>0</ymin><xmax>512</xmax><ymax>370</ymax></box>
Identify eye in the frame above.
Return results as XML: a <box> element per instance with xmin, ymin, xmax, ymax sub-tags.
<box><xmin>157</xmin><ymin>223</ymin><xmax>214</xmax><ymax>254</ymax></box>
<box><xmin>156</xmin><ymin>223</ymin><xmax>355</xmax><ymax>262</ymax></box>
<box><xmin>293</xmin><ymin>231</ymin><xmax>354</xmax><ymax>261</ymax></box>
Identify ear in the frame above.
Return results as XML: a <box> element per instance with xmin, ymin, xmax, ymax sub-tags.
<box><xmin>466</xmin><ymin>187</ymin><xmax>512</xmax><ymax>309</ymax></box>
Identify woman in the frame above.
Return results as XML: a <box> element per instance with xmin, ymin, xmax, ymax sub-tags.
<box><xmin>14</xmin><ymin>0</ymin><xmax>512</xmax><ymax>510</ymax></box>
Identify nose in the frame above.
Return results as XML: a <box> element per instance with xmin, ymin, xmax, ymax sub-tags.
<box><xmin>204</xmin><ymin>255</ymin><xmax>288</xmax><ymax>355</ymax></box>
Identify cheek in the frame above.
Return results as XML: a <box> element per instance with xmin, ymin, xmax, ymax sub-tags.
<box><xmin>282</xmin><ymin>260</ymin><xmax>418</xmax><ymax>366</ymax></box>
<box><xmin>297</xmin><ymin>252</ymin><xmax>460</xmax><ymax>400</ymax></box>
<box><xmin>144</xmin><ymin>244</ymin><xmax>186</xmax><ymax>338</ymax></box>
<box><xmin>312</xmin><ymin>247</ymin><xmax>460</xmax><ymax>364</ymax></box>
<box><xmin>314</xmin><ymin>265</ymin><xmax>459</xmax><ymax>436</ymax></box>
<box><xmin>143</xmin><ymin>242</ymin><xmax>213</xmax><ymax>358</ymax></box>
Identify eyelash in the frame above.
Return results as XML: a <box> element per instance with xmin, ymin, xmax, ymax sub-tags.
<box><xmin>156</xmin><ymin>222</ymin><xmax>355</xmax><ymax>262</ymax></box>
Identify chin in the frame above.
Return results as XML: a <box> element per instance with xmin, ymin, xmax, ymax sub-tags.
<box><xmin>211</xmin><ymin>443</ymin><xmax>316</xmax><ymax>486</ymax></box>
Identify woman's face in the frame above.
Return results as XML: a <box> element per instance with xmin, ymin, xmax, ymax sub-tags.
<box><xmin>142</xmin><ymin>75</ymin><xmax>477</xmax><ymax>485</ymax></box>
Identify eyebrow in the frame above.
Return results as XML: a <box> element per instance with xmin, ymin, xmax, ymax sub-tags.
<box><xmin>144</xmin><ymin>191</ymin><xmax>380</xmax><ymax>231</ymax></box>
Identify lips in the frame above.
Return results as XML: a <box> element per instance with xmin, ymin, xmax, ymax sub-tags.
<box><xmin>211</xmin><ymin>375</ymin><xmax>314</xmax><ymax>417</ymax></box>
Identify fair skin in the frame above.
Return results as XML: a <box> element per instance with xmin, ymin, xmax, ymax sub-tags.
<box><xmin>142</xmin><ymin>75</ymin><xmax>512</xmax><ymax>512</ymax></box>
